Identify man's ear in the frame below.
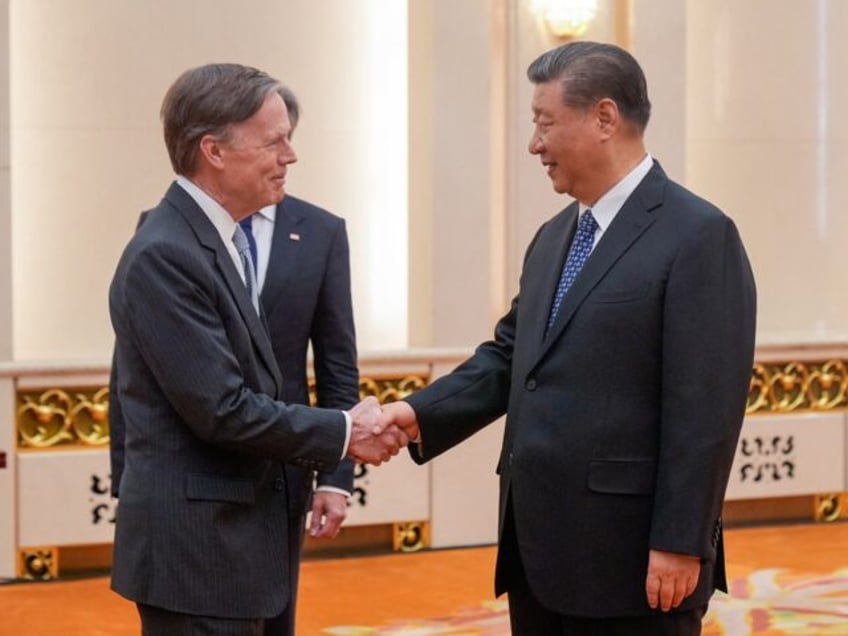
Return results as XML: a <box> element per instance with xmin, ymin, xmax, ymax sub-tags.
<box><xmin>595</xmin><ymin>98</ymin><xmax>620</xmax><ymax>139</ymax></box>
<box><xmin>199</xmin><ymin>134</ymin><xmax>226</xmax><ymax>169</ymax></box>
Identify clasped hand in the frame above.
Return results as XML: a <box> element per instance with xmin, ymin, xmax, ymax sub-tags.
<box><xmin>345</xmin><ymin>397</ymin><xmax>422</xmax><ymax>466</ymax></box>
<box><xmin>346</xmin><ymin>396</ymin><xmax>407</xmax><ymax>465</ymax></box>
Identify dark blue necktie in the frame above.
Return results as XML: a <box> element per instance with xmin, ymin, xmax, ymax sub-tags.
<box><xmin>547</xmin><ymin>210</ymin><xmax>598</xmax><ymax>333</ymax></box>
<box><xmin>238</xmin><ymin>216</ymin><xmax>258</xmax><ymax>276</ymax></box>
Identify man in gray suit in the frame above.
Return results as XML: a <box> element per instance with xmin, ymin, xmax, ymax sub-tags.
<box><xmin>109</xmin><ymin>63</ymin><xmax>405</xmax><ymax>635</ymax></box>
<box><xmin>248</xmin><ymin>88</ymin><xmax>360</xmax><ymax>635</ymax></box>
<box><xmin>382</xmin><ymin>42</ymin><xmax>756</xmax><ymax>635</ymax></box>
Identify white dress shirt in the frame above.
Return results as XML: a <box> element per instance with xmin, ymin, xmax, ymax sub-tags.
<box><xmin>581</xmin><ymin>153</ymin><xmax>654</xmax><ymax>252</ymax></box>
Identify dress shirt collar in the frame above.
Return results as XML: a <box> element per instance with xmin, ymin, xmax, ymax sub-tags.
<box><xmin>256</xmin><ymin>203</ymin><xmax>277</xmax><ymax>223</ymax></box>
<box><xmin>175</xmin><ymin>176</ymin><xmax>238</xmax><ymax>245</ymax></box>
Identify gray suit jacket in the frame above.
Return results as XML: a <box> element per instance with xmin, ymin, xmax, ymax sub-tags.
<box><xmin>406</xmin><ymin>162</ymin><xmax>756</xmax><ymax>617</ymax></box>
<box><xmin>108</xmin><ymin>182</ymin><xmax>347</xmax><ymax>618</ymax></box>
<box><xmin>262</xmin><ymin>195</ymin><xmax>359</xmax><ymax>522</ymax></box>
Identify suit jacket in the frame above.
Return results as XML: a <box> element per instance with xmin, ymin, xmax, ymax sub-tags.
<box><xmin>108</xmin><ymin>182</ymin><xmax>347</xmax><ymax>619</ymax></box>
<box><xmin>405</xmin><ymin>162</ymin><xmax>756</xmax><ymax>617</ymax></box>
<box><xmin>261</xmin><ymin>195</ymin><xmax>359</xmax><ymax>533</ymax></box>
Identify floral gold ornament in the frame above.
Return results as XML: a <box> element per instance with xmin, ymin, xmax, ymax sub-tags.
<box><xmin>69</xmin><ymin>387</ymin><xmax>111</xmax><ymax>445</ymax></box>
<box><xmin>308</xmin><ymin>374</ymin><xmax>429</xmax><ymax>407</ymax></box>
<box><xmin>17</xmin><ymin>389</ymin><xmax>74</xmax><ymax>447</ymax></box>
<box><xmin>18</xmin><ymin>547</ymin><xmax>59</xmax><ymax>580</ymax></box>
<box><xmin>392</xmin><ymin>521</ymin><xmax>430</xmax><ymax>553</ymax></box>
<box><xmin>18</xmin><ymin>387</ymin><xmax>110</xmax><ymax>447</ymax></box>
<box><xmin>745</xmin><ymin>360</ymin><xmax>848</xmax><ymax>414</ymax></box>
<box><xmin>814</xmin><ymin>493</ymin><xmax>846</xmax><ymax>523</ymax></box>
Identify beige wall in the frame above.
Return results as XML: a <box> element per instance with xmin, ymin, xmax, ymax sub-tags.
<box><xmin>0</xmin><ymin>0</ymin><xmax>10</xmax><ymax>359</ymax></box>
<box><xmin>687</xmin><ymin>0</ymin><xmax>848</xmax><ymax>344</ymax></box>
<box><xmin>9</xmin><ymin>0</ymin><xmax>408</xmax><ymax>361</ymax></box>
<box><xmin>4</xmin><ymin>0</ymin><xmax>848</xmax><ymax>361</ymax></box>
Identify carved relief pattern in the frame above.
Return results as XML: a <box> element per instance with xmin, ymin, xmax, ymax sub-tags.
<box><xmin>814</xmin><ymin>493</ymin><xmax>847</xmax><ymax>522</ymax></box>
<box><xmin>746</xmin><ymin>360</ymin><xmax>848</xmax><ymax>414</ymax></box>
<box><xmin>738</xmin><ymin>435</ymin><xmax>795</xmax><ymax>484</ymax></box>
<box><xmin>392</xmin><ymin>521</ymin><xmax>430</xmax><ymax>552</ymax></box>
<box><xmin>17</xmin><ymin>388</ymin><xmax>110</xmax><ymax>447</ymax></box>
<box><xmin>18</xmin><ymin>547</ymin><xmax>59</xmax><ymax>580</ymax></box>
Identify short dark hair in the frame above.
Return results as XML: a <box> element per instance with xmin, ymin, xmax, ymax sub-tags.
<box><xmin>161</xmin><ymin>63</ymin><xmax>281</xmax><ymax>175</ymax></box>
<box><xmin>527</xmin><ymin>41</ymin><xmax>651</xmax><ymax>131</ymax></box>
<box><xmin>278</xmin><ymin>85</ymin><xmax>300</xmax><ymax>133</ymax></box>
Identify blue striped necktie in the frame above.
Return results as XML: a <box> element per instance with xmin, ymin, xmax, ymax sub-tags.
<box><xmin>238</xmin><ymin>216</ymin><xmax>258</xmax><ymax>276</ymax></box>
<box><xmin>232</xmin><ymin>223</ymin><xmax>260</xmax><ymax>314</ymax></box>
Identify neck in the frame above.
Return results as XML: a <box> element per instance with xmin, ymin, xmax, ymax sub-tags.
<box><xmin>579</xmin><ymin>142</ymin><xmax>647</xmax><ymax>207</ymax></box>
<box><xmin>185</xmin><ymin>173</ymin><xmax>248</xmax><ymax>222</ymax></box>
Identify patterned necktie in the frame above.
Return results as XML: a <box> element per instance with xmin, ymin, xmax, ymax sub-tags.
<box><xmin>232</xmin><ymin>223</ymin><xmax>260</xmax><ymax>314</ymax></box>
<box><xmin>238</xmin><ymin>216</ymin><xmax>258</xmax><ymax>276</ymax></box>
<box><xmin>547</xmin><ymin>209</ymin><xmax>598</xmax><ymax>332</ymax></box>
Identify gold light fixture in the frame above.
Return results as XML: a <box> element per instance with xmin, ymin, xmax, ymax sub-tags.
<box><xmin>536</xmin><ymin>0</ymin><xmax>599</xmax><ymax>39</ymax></box>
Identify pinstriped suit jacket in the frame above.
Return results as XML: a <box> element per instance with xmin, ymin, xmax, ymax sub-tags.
<box><xmin>108</xmin><ymin>182</ymin><xmax>347</xmax><ymax>618</ymax></box>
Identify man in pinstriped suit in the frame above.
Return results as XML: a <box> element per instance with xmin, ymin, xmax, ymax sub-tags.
<box><xmin>108</xmin><ymin>63</ymin><xmax>405</xmax><ymax>635</ymax></box>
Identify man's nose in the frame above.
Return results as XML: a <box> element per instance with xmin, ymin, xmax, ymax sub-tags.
<box><xmin>528</xmin><ymin>133</ymin><xmax>542</xmax><ymax>155</ymax></box>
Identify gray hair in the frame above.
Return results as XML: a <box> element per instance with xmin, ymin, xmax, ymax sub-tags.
<box><xmin>278</xmin><ymin>85</ymin><xmax>300</xmax><ymax>133</ymax></box>
<box><xmin>161</xmin><ymin>63</ymin><xmax>281</xmax><ymax>175</ymax></box>
<box><xmin>527</xmin><ymin>41</ymin><xmax>651</xmax><ymax>131</ymax></box>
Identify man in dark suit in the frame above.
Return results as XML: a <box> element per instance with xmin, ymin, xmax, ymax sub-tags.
<box><xmin>381</xmin><ymin>42</ymin><xmax>756</xmax><ymax>635</ymax></box>
<box><xmin>247</xmin><ymin>88</ymin><xmax>360</xmax><ymax>635</ymax></box>
<box><xmin>109</xmin><ymin>63</ymin><xmax>405</xmax><ymax>635</ymax></box>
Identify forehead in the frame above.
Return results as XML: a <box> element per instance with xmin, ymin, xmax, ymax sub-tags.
<box><xmin>234</xmin><ymin>92</ymin><xmax>290</xmax><ymax>138</ymax></box>
<box><xmin>531</xmin><ymin>80</ymin><xmax>567</xmax><ymax>115</ymax></box>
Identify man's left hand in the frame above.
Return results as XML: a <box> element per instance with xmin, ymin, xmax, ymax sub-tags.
<box><xmin>645</xmin><ymin>549</ymin><xmax>701</xmax><ymax>611</ymax></box>
<box><xmin>308</xmin><ymin>491</ymin><xmax>348</xmax><ymax>539</ymax></box>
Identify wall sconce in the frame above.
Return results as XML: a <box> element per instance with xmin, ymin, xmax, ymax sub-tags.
<box><xmin>536</xmin><ymin>0</ymin><xmax>599</xmax><ymax>39</ymax></box>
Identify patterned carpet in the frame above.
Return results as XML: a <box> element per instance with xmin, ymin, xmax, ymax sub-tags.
<box><xmin>322</xmin><ymin>568</ymin><xmax>848</xmax><ymax>635</ymax></box>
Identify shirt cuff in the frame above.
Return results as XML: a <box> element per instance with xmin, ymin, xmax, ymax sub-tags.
<box><xmin>340</xmin><ymin>410</ymin><xmax>352</xmax><ymax>460</ymax></box>
<box><xmin>315</xmin><ymin>485</ymin><xmax>352</xmax><ymax>498</ymax></box>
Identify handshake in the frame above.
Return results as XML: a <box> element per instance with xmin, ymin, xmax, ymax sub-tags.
<box><xmin>345</xmin><ymin>396</ymin><xmax>421</xmax><ymax>466</ymax></box>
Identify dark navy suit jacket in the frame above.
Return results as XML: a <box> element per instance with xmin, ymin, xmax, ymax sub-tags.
<box><xmin>406</xmin><ymin>162</ymin><xmax>756</xmax><ymax>618</ymax></box>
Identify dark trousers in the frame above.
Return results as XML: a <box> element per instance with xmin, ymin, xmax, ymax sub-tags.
<box><xmin>500</xmin><ymin>497</ymin><xmax>706</xmax><ymax>636</ymax></box>
<box><xmin>137</xmin><ymin>604</ymin><xmax>265</xmax><ymax>636</ymax></box>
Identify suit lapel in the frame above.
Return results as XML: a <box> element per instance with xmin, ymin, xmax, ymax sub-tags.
<box><xmin>164</xmin><ymin>183</ymin><xmax>283</xmax><ymax>391</ymax></box>
<box><xmin>538</xmin><ymin>163</ymin><xmax>667</xmax><ymax>360</ymax></box>
<box><xmin>523</xmin><ymin>202</ymin><xmax>579</xmax><ymax>351</ymax></box>
<box><xmin>260</xmin><ymin>197</ymin><xmax>306</xmax><ymax>312</ymax></box>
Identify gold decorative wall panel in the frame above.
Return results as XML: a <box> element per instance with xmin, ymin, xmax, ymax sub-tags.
<box><xmin>18</xmin><ymin>547</ymin><xmax>59</xmax><ymax>580</ymax></box>
<box><xmin>17</xmin><ymin>388</ymin><xmax>110</xmax><ymax>448</ymax></box>
<box><xmin>308</xmin><ymin>374</ymin><xmax>429</xmax><ymax>406</ymax></box>
<box><xmin>393</xmin><ymin>521</ymin><xmax>431</xmax><ymax>552</ymax></box>
<box><xmin>746</xmin><ymin>360</ymin><xmax>848</xmax><ymax>414</ymax></box>
<box><xmin>814</xmin><ymin>493</ymin><xmax>848</xmax><ymax>522</ymax></box>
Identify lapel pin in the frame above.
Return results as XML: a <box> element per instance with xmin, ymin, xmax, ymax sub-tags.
<box><xmin>289</xmin><ymin>233</ymin><xmax>300</xmax><ymax>241</ymax></box>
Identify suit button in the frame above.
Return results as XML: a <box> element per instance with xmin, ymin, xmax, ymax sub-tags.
<box><xmin>274</xmin><ymin>477</ymin><xmax>285</xmax><ymax>491</ymax></box>
<box><xmin>526</xmin><ymin>378</ymin><xmax>537</xmax><ymax>391</ymax></box>
<box><xmin>508</xmin><ymin>452</ymin><xmax>514</xmax><ymax>466</ymax></box>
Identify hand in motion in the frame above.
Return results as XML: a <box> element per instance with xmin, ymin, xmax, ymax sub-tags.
<box><xmin>645</xmin><ymin>549</ymin><xmax>701</xmax><ymax>612</ymax></box>
<box><xmin>379</xmin><ymin>401</ymin><xmax>420</xmax><ymax>443</ymax></box>
<box><xmin>346</xmin><ymin>396</ymin><xmax>409</xmax><ymax>465</ymax></box>
<box><xmin>308</xmin><ymin>491</ymin><xmax>348</xmax><ymax>539</ymax></box>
